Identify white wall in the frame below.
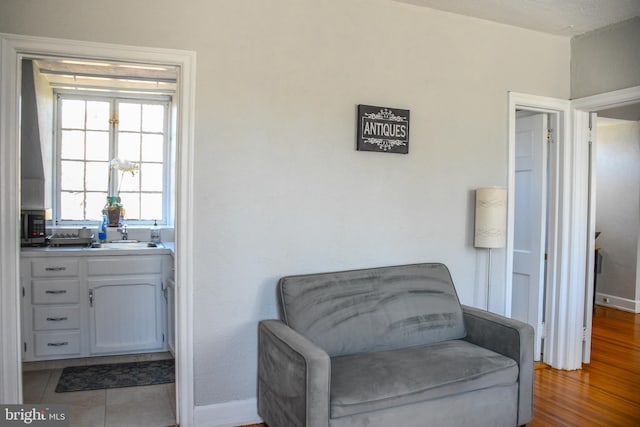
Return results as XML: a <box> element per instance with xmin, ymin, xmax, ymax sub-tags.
<box><xmin>595</xmin><ymin>120</ymin><xmax>640</xmax><ymax>303</ymax></box>
<box><xmin>571</xmin><ymin>17</ymin><xmax>640</xmax><ymax>98</ymax></box>
<box><xmin>0</xmin><ymin>0</ymin><xmax>570</xmax><ymax>413</ymax></box>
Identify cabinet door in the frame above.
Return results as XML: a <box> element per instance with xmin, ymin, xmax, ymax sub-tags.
<box><xmin>88</xmin><ymin>276</ymin><xmax>164</xmax><ymax>354</ymax></box>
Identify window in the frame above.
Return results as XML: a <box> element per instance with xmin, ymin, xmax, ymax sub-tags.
<box><xmin>55</xmin><ymin>92</ymin><xmax>170</xmax><ymax>225</ymax></box>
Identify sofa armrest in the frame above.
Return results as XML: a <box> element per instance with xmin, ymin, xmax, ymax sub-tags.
<box><xmin>258</xmin><ymin>319</ymin><xmax>330</xmax><ymax>427</ymax></box>
<box><xmin>461</xmin><ymin>305</ymin><xmax>534</xmax><ymax>426</ymax></box>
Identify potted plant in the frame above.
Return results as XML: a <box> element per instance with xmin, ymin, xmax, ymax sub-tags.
<box><xmin>104</xmin><ymin>158</ymin><xmax>138</xmax><ymax>227</ymax></box>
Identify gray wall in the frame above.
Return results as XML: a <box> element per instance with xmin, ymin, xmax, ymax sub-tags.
<box><xmin>33</xmin><ymin>62</ymin><xmax>54</xmax><ymax>210</ymax></box>
<box><xmin>1</xmin><ymin>0</ymin><xmax>570</xmax><ymax>413</ymax></box>
<box><xmin>571</xmin><ymin>17</ymin><xmax>640</xmax><ymax>99</ymax></box>
<box><xmin>595</xmin><ymin>121</ymin><xmax>640</xmax><ymax>302</ymax></box>
<box><xmin>20</xmin><ymin>60</ymin><xmax>54</xmax><ymax>211</ymax></box>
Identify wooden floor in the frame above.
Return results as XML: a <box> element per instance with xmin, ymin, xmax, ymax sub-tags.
<box><xmin>529</xmin><ymin>306</ymin><xmax>640</xmax><ymax>426</ymax></box>
<box><xmin>244</xmin><ymin>306</ymin><xmax>640</xmax><ymax>427</ymax></box>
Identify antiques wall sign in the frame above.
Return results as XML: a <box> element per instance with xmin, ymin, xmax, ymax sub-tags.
<box><xmin>357</xmin><ymin>104</ymin><xmax>410</xmax><ymax>154</ymax></box>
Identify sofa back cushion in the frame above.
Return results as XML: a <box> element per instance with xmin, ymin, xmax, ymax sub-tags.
<box><xmin>278</xmin><ymin>263</ymin><xmax>466</xmax><ymax>357</ymax></box>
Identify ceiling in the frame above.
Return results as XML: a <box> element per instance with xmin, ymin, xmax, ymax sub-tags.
<box><xmin>33</xmin><ymin>59</ymin><xmax>178</xmax><ymax>94</ymax></box>
<box><xmin>597</xmin><ymin>103</ymin><xmax>640</xmax><ymax>121</ymax></box>
<box><xmin>395</xmin><ymin>0</ymin><xmax>640</xmax><ymax>36</ymax></box>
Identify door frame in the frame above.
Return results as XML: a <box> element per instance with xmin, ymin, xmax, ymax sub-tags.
<box><xmin>0</xmin><ymin>33</ymin><xmax>196</xmax><ymax>425</ymax></box>
<box><xmin>507</xmin><ymin>92</ymin><xmax>570</xmax><ymax>368</ymax></box>
<box><xmin>572</xmin><ymin>85</ymin><xmax>640</xmax><ymax>364</ymax></box>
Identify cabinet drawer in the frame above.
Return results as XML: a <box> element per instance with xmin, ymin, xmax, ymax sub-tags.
<box><xmin>33</xmin><ymin>306</ymin><xmax>80</xmax><ymax>330</ymax></box>
<box><xmin>31</xmin><ymin>259</ymin><xmax>79</xmax><ymax>277</ymax></box>
<box><xmin>88</xmin><ymin>256</ymin><xmax>162</xmax><ymax>275</ymax></box>
<box><xmin>32</xmin><ymin>280</ymin><xmax>80</xmax><ymax>304</ymax></box>
<box><xmin>34</xmin><ymin>331</ymin><xmax>81</xmax><ymax>357</ymax></box>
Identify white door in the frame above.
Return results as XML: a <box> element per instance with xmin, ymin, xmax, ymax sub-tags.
<box><xmin>513</xmin><ymin>113</ymin><xmax>548</xmax><ymax>361</ymax></box>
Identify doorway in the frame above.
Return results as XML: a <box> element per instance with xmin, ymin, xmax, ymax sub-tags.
<box><xmin>592</xmin><ymin>116</ymin><xmax>640</xmax><ymax>312</ymax></box>
<box><xmin>507</xmin><ymin>92</ymin><xmax>569</xmax><ymax>369</ymax></box>
<box><xmin>0</xmin><ymin>34</ymin><xmax>196</xmax><ymax>425</ymax></box>
<box><xmin>573</xmin><ymin>86</ymin><xmax>640</xmax><ymax>364</ymax></box>
<box><xmin>20</xmin><ymin>55</ymin><xmax>176</xmax><ymax>425</ymax></box>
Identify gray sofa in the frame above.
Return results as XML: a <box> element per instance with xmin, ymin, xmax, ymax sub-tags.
<box><xmin>258</xmin><ymin>263</ymin><xmax>534</xmax><ymax>427</ymax></box>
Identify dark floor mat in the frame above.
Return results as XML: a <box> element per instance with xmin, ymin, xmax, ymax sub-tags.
<box><xmin>55</xmin><ymin>359</ymin><xmax>174</xmax><ymax>392</ymax></box>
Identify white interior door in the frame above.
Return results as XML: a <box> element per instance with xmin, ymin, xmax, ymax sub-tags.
<box><xmin>513</xmin><ymin>113</ymin><xmax>548</xmax><ymax>361</ymax></box>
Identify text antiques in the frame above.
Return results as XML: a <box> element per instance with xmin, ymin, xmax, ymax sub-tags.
<box><xmin>357</xmin><ymin>105</ymin><xmax>410</xmax><ymax>154</ymax></box>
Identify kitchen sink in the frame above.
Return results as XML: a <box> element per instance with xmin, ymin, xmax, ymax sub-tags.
<box><xmin>91</xmin><ymin>241</ymin><xmax>161</xmax><ymax>249</ymax></box>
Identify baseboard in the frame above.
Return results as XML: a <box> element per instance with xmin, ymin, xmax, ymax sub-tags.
<box><xmin>194</xmin><ymin>398</ymin><xmax>262</xmax><ymax>427</ymax></box>
<box><xmin>595</xmin><ymin>292</ymin><xmax>640</xmax><ymax>313</ymax></box>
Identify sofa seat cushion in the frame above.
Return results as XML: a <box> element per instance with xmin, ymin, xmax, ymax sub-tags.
<box><xmin>330</xmin><ymin>339</ymin><xmax>518</xmax><ymax>419</ymax></box>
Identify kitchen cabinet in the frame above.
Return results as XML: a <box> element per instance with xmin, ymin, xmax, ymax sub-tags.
<box><xmin>87</xmin><ymin>257</ymin><xmax>164</xmax><ymax>354</ymax></box>
<box><xmin>22</xmin><ymin>258</ymin><xmax>82</xmax><ymax>359</ymax></box>
<box><xmin>21</xmin><ymin>250</ymin><xmax>171</xmax><ymax>361</ymax></box>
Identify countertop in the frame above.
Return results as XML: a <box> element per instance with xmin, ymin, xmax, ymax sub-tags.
<box><xmin>21</xmin><ymin>242</ymin><xmax>174</xmax><ymax>257</ymax></box>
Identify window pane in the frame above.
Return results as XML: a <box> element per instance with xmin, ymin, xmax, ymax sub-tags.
<box><xmin>60</xmin><ymin>191</ymin><xmax>84</xmax><ymax>220</ymax></box>
<box><xmin>118</xmin><ymin>132</ymin><xmax>141</xmax><ymax>161</ymax></box>
<box><xmin>86</xmin><ymin>131</ymin><xmax>109</xmax><ymax>161</ymax></box>
<box><xmin>118</xmin><ymin>102</ymin><xmax>141</xmax><ymax>131</ymax></box>
<box><xmin>60</xmin><ymin>161</ymin><xmax>84</xmax><ymax>191</ymax></box>
<box><xmin>142</xmin><ymin>104</ymin><xmax>164</xmax><ymax>132</ymax></box>
<box><xmin>141</xmin><ymin>134</ymin><xmax>164</xmax><ymax>162</ymax></box>
<box><xmin>140</xmin><ymin>193</ymin><xmax>163</xmax><ymax>220</ymax></box>
<box><xmin>85</xmin><ymin>192</ymin><xmax>107</xmax><ymax>220</ymax></box>
<box><xmin>86</xmin><ymin>101</ymin><xmax>110</xmax><ymax>130</ymax></box>
<box><xmin>86</xmin><ymin>161</ymin><xmax>109</xmax><ymax>191</ymax></box>
<box><xmin>57</xmin><ymin>94</ymin><xmax>168</xmax><ymax>223</ymax></box>
<box><xmin>61</xmin><ymin>130</ymin><xmax>85</xmax><ymax>160</ymax></box>
<box><xmin>119</xmin><ymin>193</ymin><xmax>140</xmax><ymax>220</ymax></box>
<box><xmin>61</xmin><ymin>99</ymin><xmax>85</xmax><ymax>129</ymax></box>
<box><xmin>118</xmin><ymin>168</ymin><xmax>140</xmax><ymax>192</ymax></box>
<box><xmin>140</xmin><ymin>163</ymin><xmax>163</xmax><ymax>191</ymax></box>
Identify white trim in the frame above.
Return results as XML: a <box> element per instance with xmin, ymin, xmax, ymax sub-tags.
<box><xmin>558</xmin><ymin>108</ymin><xmax>591</xmax><ymax>370</ymax></box>
<box><xmin>193</xmin><ymin>399</ymin><xmax>262</xmax><ymax>427</ymax></box>
<box><xmin>507</xmin><ymin>92</ymin><xmax>572</xmax><ymax>369</ymax></box>
<box><xmin>572</xmin><ymin>86</ymin><xmax>640</xmax><ymax>111</ymax></box>
<box><xmin>0</xmin><ymin>33</ymin><xmax>23</xmax><ymax>404</ymax></box>
<box><xmin>580</xmin><ymin>111</ymin><xmax>596</xmax><ymax>364</ymax></box>
<box><xmin>174</xmin><ymin>39</ymin><xmax>197</xmax><ymax>427</ymax></box>
<box><xmin>595</xmin><ymin>293</ymin><xmax>640</xmax><ymax>314</ymax></box>
<box><xmin>0</xmin><ymin>33</ymin><xmax>196</xmax><ymax>426</ymax></box>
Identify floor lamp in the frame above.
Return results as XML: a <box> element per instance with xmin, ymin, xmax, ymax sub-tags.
<box><xmin>474</xmin><ymin>187</ymin><xmax>507</xmax><ymax>311</ymax></box>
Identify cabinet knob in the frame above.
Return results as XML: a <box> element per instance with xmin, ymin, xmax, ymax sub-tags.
<box><xmin>47</xmin><ymin>342</ymin><xmax>69</xmax><ymax>347</ymax></box>
<box><xmin>45</xmin><ymin>290</ymin><xmax>67</xmax><ymax>294</ymax></box>
<box><xmin>46</xmin><ymin>317</ymin><xmax>68</xmax><ymax>322</ymax></box>
<box><xmin>45</xmin><ymin>267</ymin><xmax>66</xmax><ymax>272</ymax></box>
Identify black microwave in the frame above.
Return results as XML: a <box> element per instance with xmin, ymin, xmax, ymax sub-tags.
<box><xmin>21</xmin><ymin>210</ymin><xmax>47</xmax><ymax>247</ymax></box>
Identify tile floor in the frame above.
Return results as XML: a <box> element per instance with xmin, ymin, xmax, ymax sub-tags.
<box><xmin>22</xmin><ymin>368</ymin><xmax>176</xmax><ymax>427</ymax></box>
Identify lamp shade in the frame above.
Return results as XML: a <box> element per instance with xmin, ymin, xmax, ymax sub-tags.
<box><xmin>474</xmin><ymin>187</ymin><xmax>507</xmax><ymax>249</ymax></box>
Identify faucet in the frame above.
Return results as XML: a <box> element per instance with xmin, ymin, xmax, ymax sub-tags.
<box><xmin>118</xmin><ymin>224</ymin><xmax>128</xmax><ymax>240</ymax></box>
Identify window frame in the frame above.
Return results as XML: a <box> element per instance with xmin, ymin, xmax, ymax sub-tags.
<box><xmin>53</xmin><ymin>90</ymin><xmax>173</xmax><ymax>226</ymax></box>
